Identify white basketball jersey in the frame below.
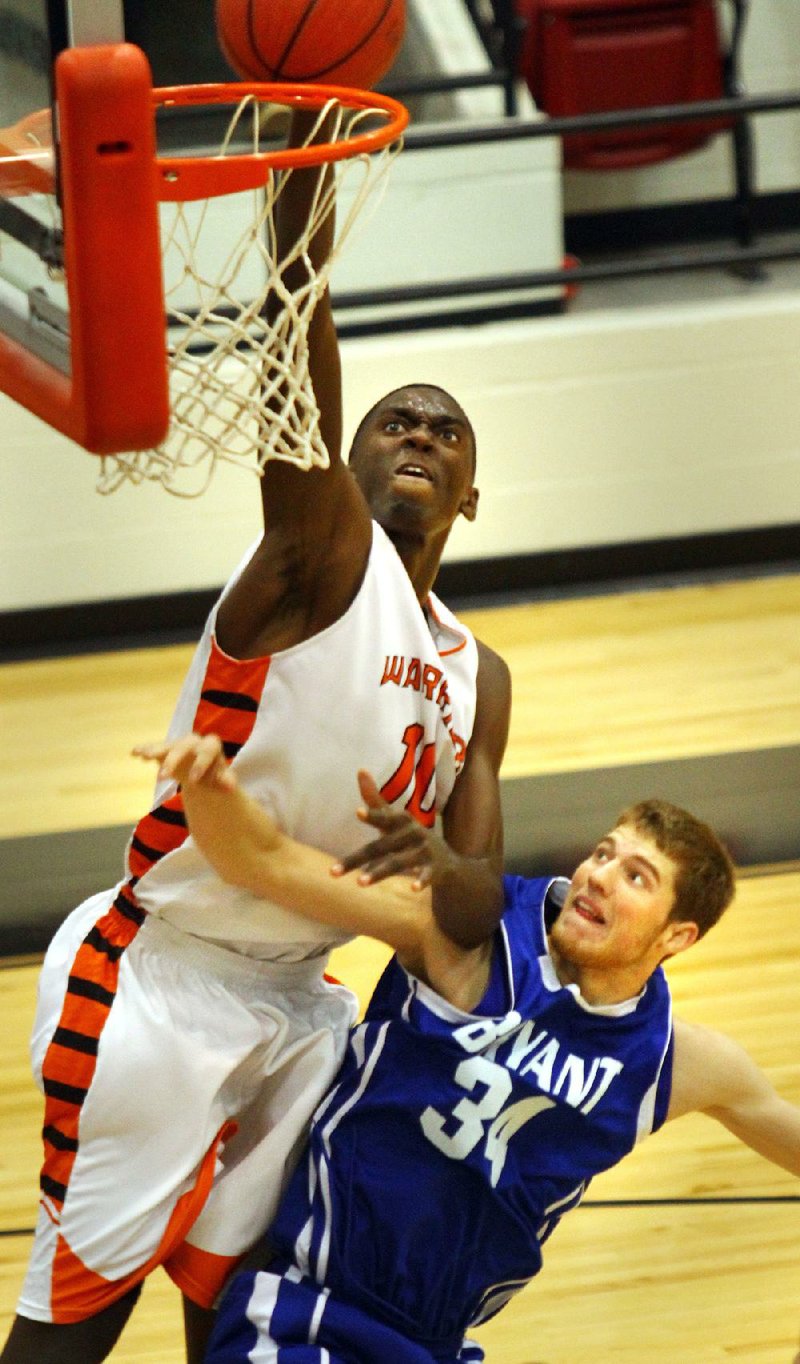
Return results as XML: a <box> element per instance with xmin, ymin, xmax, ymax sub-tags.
<box><xmin>129</xmin><ymin>524</ymin><xmax>479</xmax><ymax>958</ymax></box>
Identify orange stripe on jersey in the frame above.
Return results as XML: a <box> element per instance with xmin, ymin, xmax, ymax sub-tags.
<box><xmin>39</xmin><ymin>900</ymin><xmax>145</xmax><ymax>1214</ymax></box>
<box><xmin>48</xmin><ymin>1119</ymin><xmax>237</xmax><ymax>1323</ymax></box>
<box><xmin>424</xmin><ymin>596</ymin><xmax>468</xmax><ymax>657</ymax></box>
<box><xmin>39</xmin><ymin>640</ymin><xmax>270</xmax><ymax>1223</ymax></box>
<box><xmin>127</xmin><ymin>793</ymin><xmax>186</xmax><ymax>880</ymax></box>
<box><xmin>194</xmin><ymin>637</ymin><xmax>271</xmax><ymax>753</ymax></box>
<box><xmin>164</xmin><ymin>1242</ymin><xmax>244</xmax><ymax>1311</ymax></box>
<box><xmin>125</xmin><ymin>641</ymin><xmax>270</xmax><ymax>883</ymax></box>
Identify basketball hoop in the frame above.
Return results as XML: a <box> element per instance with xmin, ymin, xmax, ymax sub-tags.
<box><xmin>99</xmin><ymin>81</ymin><xmax>408</xmax><ymax>497</ymax></box>
<box><xmin>0</xmin><ymin>44</ymin><xmax>170</xmax><ymax>454</ymax></box>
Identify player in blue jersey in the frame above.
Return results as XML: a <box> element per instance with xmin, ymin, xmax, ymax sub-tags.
<box><xmin>137</xmin><ymin>734</ymin><xmax>800</xmax><ymax>1364</ymax></box>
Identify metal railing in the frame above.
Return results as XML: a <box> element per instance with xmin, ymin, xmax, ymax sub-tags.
<box><xmin>338</xmin><ymin>84</ymin><xmax>800</xmax><ymax>319</ymax></box>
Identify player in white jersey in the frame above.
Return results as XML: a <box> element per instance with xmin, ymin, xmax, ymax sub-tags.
<box><xmin>131</xmin><ymin>521</ymin><xmax>481</xmax><ymax>954</ymax></box>
<box><xmin>1</xmin><ymin>114</ymin><xmax>511</xmax><ymax>1364</ymax></box>
<box><xmin>143</xmin><ymin>734</ymin><xmax>800</xmax><ymax>1363</ymax></box>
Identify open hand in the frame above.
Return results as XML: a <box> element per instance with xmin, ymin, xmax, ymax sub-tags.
<box><xmin>331</xmin><ymin>769</ymin><xmax>450</xmax><ymax>890</ymax></box>
<box><xmin>132</xmin><ymin>733</ymin><xmax>237</xmax><ymax>791</ymax></box>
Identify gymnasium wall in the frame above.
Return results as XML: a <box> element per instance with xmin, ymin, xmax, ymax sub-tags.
<box><xmin>1</xmin><ymin>0</ymin><xmax>800</xmax><ymax>617</ymax></box>
<box><xmin>3</xmin><ymin>282</ymin><xmax>798</xmax><ymax>617</ymax></box>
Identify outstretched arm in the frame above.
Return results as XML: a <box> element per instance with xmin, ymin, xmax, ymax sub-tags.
<box><xmin>215</xmin><ymin>106</ymin><xmax>371</xmax><ymax>659</ymax></box>
<box><xmin>669</xmin><ymin>1018</ymin><xmax>800</xmax><ymax>1177</ymax></box>
<box><xmin>262</xmin><ymin>106</ymin><xmax>344</xmax><ymax>482</ymax></box>
<box><xmin>134</xmin><ymin>736</ymin><xmax>428</xmax><ymax>953</ymax></box>
<box><xmin>134</xmin><ymin>735</ymin><xmax>493</xmax><ymax>1010</ymax></box>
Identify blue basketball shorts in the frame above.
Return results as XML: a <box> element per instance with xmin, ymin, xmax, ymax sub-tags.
<box><xmin>206</xmin><ymin>1264</ymin><xmax>486</xmax><ymax>1364</ymax></box>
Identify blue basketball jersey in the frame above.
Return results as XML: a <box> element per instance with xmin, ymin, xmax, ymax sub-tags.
<box><xmin>261</xmin><ymin>875</ymin><xmax>675</xmax><ymax>1356</ymax></box>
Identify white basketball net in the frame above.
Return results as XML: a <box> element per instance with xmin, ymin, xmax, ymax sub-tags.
<box><xmin>98</xmin><ymin>96</ymin><xmax>402</xmax><ymax>497</ymax></box>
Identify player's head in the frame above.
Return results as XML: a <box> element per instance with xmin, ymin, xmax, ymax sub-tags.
<box><xmin>347</xmin><ymin>384</ymin><xmax>478</xmax><ymax>540</ymax></box>
<box><xmin>349</xmin><ymin>385</ymin><xmax>477</xmax><ymax>473</ymax></box>
<box><xmin>613</xmin><ymin>799</ymin><xmax>736</xmax><ymax>939</ymax></box>
<box><xmin>552</xmin><ymin>801</ymin><xmax>735</xmax><ymax>990</ymax></box>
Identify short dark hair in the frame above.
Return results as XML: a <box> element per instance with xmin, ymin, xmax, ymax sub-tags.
<box><xmin>348</xmin><ymin>384</ymin><xmax>477</xmax><ymax>474</ymax></box>
<box><xmin>615</xmin><ymin>799</ymin><xmax>736</xmax><ymax>938</ymax></box>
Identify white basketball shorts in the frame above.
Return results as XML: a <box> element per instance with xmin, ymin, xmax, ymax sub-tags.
<box><xmin>18</xmin><ymin>893</ymin><xmax>357</xmax><ymax>1324</ymax></box>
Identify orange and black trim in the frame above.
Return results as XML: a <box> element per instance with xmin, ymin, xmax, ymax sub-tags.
<box><xmin>126</xmin><ymin>793</ymin><xmax>187</xmax><ymax>883</ymax></box>
<box><xmin>40</xmin><ymin>897</ymin><xmax>146</xmax><ymax>1212</ymax></box>
<box><xmin>125</xmin><ymin>640</ymin><xmax>270</xmax><ymax>883</ymax></box>
<box><xmin>193</xmin><ymin>640</ymin><xmax>271</xmax><ymax>757</ymax></box>
<box><xmin>37</xmin><ymin>633</ymin><xmax>272</xmax><ymax>1261</ymax></box>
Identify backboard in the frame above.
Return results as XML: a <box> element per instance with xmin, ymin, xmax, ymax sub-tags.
<box><xmin>0</xmin><ymin>2</ymin><xmax>169</xmax><ymax>452</ymax></box>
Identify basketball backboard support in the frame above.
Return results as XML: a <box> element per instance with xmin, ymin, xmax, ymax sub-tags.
<box><xmin>0</xmin><ymin>3</ymin><xmax>169</xmax><ymax>452</ymax></box>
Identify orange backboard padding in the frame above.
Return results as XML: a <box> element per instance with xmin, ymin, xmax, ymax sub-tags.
<box><xmin>0</xmin><ymin>44</ymin><xmax>169</xmax><ymax>454</ymax></box>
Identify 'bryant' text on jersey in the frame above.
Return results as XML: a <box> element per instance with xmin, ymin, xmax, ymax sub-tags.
<box><xmin>419</xmin><ymin>1011</ymin><xmax>624</xmax><ymax>1187</ymax></box>
<box><xmin>381</xmin><ymin>655</ymin><xmax>467</xmax><ymax>765</ymax></box>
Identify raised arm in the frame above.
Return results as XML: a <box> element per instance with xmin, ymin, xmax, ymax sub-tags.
<box><xmin>669</xmin><ymin>1018</ymin><xmax>800</xmax><ymax>1177</ymax></box>
<box><xmin>215</xmin><ymin>107</ymin><xmax>372</xmax><ymax>659</ymax></box>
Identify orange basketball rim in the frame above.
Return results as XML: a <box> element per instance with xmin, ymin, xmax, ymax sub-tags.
<box><xmin>0</xmin><ymin>44</ymin><xmax>407</xmax><ymax>458</ymax></box>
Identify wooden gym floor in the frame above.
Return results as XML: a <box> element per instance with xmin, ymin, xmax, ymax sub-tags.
<box><xmin>0</xmin><ymin>567</ymin><xmax>798</xmax><ymax>1361</ymax></box>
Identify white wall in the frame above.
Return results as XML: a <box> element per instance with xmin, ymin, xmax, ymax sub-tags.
<box><xmin>2</xmin><ymin>0</ymin><xmax>800</xmax><ymax>615</ymax></box>
<box><xmin>332</xmin><ymin>131</ymin><xmax>562</xmax><ymax>325</ymax></box>
<box><xmin>329</xmin><ymin>0</ymin><xmax>558</xmax><ymax>326</ymax></box>
<box><xmin>3</xmin><ymin>281</ymin><xmax>800</xmax><ymax>612</ymax></box>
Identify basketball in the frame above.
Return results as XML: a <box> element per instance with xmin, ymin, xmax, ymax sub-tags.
<box><xmin>215</xmin><ymin>0</ymin><xmax>406</xmax><ymax>90</ymax></box>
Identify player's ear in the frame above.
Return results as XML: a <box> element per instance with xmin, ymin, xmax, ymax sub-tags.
<box><xmin>460</xmin><ymin>485</ymin><xmax>479</xmax><ymax>522</ymax></box>
<box><xmin>661</xmin><ymin>919</ymin><xmax>699</xmax><ymax>960</ymax></box>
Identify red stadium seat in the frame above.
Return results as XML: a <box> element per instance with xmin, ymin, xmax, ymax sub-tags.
<box><xmin>514</xmin><ymin>0</ymin><xmax>737</xmax><ymax>170</ymax></box>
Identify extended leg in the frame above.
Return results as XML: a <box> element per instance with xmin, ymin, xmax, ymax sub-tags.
<box><xmin>183</xmin><ymin>1295</ymin><xmax>218</xmax><ymax>1364</ymax></box>
<box><xmin>0</xmin><ymin>1285</ymin><xmax>140</xmax><ymax>1364</ymax></box>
